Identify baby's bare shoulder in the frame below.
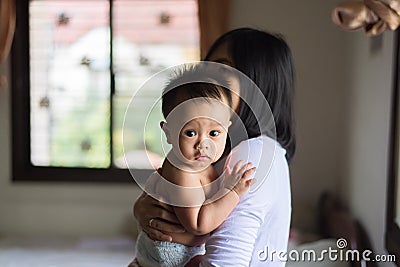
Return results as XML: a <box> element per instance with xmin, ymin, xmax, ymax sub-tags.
<box><xmin>162</xmin><ymin>160</ymin><xmax>201</xmax><ymax>187</ymax></box>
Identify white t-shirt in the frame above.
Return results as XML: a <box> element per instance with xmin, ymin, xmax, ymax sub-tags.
<box><xmin>200</xmin><ymin>135</ymin><xmax>291</xmax><ymax>266</ymax></box>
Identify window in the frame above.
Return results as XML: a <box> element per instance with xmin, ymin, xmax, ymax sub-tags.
<box><xmin>12</xmin><ymin>0</ymin><xmax>200</xmax><ymax>182</ymax></box>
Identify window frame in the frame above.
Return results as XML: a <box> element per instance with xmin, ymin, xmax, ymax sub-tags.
<box><xmin>386</xmin><ymin>29</ymin><xmax>400</xmax><ymax>264</ymax></box>
<box><xmin>11</xmin><ymin>0</ymin><xmax>156</xmax><ymax>183</ymax></box>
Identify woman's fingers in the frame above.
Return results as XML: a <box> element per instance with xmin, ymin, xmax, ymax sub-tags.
<box><xmin>145</xmin><ymin>227</ymin><xmax>174</xmax><ymax>242</ymax></box>
<box><xmin>134</xmin><ymin>193</ymin><xmax>184</xmax><ymax>233</ymax></box>
<box><xmin>135</xmin><ymin>193</ymin><xmax>177</xmax><ymax>223</ymax></box>
<box><xmin>153</xmin><ymin>204</ymin><xmax>179</xmax><ymax>223</ymax></box>
<box><xmin>150</xmin><ymin>217</ymin><xmax>186</xmax><ymax>233</ymax></box>
<box><xmin>134</xmin><ymin>194</ymin><xmax>156</xmax><ymax>226</ymax></box>
<box><xmin>140</xmin><ymin>216</ymin><xmax>185</xmax><ymax>242</ymax></box>
<box><xmin>159</xmin><ymin>209</ymin><xmax>180</xmax><ymax>224</ymax></box>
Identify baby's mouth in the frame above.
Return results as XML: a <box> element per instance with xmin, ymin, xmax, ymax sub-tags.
<box><xmin>194</xmin><ymin>153</ymin><xmax>211</xmax><ymax>161</ymax></box>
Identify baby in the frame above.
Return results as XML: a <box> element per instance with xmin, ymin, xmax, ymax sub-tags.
<box><xmin>135</xmin><ymin>65</ymin><xmax>256</xmax><ymax>267</ymax></box>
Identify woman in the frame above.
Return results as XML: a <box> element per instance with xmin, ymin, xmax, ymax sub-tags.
<box><xmin>132</xmin><ymin>28</ymin><xmax>295</xmax><ymax>266</ymax></box>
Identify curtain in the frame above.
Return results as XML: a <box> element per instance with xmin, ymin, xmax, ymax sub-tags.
<box><xmin>332</xmin><ymin>0</ymin><xmax>400</xmax><ymax>36</ymax></box>
<box><xmin>0</xmin><ymin>0</ymin><xmax>15</xmax><ymax>89</ymax></box>
<box><xmin>197</xmin><ymin>0</ymin><xmax>230</xmax><ymax>59</ymax></box>
<box><xmin>0</xmin><ymin>0</ymin><xmax>15</xmax><ymax>62</ymax></box>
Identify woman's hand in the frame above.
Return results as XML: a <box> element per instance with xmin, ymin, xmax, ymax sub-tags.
<box><xmin>134</xmin><ymin>192</ymin><xmax>186</xmax><ymax>242</ymax></box>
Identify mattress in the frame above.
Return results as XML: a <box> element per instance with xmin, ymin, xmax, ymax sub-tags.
<box><xmin>0</xmin><ymin>236</ymin><xmax>136</xmax><ymax>267</ymax></box>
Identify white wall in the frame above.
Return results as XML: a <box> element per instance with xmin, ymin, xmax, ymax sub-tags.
<box><xmin>341</xmin><ymin>31</ymin><xmax>395</xmax><ymax>266</ymax></box>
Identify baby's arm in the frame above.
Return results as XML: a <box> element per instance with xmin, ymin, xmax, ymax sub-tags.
<box><xmin>164</xmin><ymin>161</ymin><xmax>255</xmax><ymax>236</ymax></box>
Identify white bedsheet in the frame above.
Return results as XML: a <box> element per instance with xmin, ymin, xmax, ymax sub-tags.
<box><xmin>0</xmin><ymin>237</ymin><xmax>136</xmax><ymax>267</ymax></box>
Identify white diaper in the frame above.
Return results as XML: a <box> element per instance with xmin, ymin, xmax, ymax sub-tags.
<box><xmin>136</xmin><ymin>231</ymin><xmax>205</xmax><ymax>267</ymax></box>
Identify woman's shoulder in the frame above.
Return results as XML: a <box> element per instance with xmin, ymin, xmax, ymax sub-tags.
<box><xmin>227</xmin><ymin>136</ymin><xmax>288</xmax><ymax>187</ymax></box>
<box><xmin>232</xmin><ymin>136</ymin><xmax>286</xmax><ymax>159</ymax></box>
<box><xmin>235</xmin><ymin>135</ymin><xmax>280</xmax><ymax>146</ymax></box>
<box><xmin>230</xmin><ymin>136</ymin><xmax>289</xmax><ymax>194</ymax></box>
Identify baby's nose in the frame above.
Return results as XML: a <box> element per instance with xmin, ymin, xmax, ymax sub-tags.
<box><xmin>197</xmin><ymin>139</ymin><xmax>212</xmax><ymax>150</ymax></box>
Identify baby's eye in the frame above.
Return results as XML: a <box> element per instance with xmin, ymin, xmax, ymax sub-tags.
<box><xmin>209</xmin><ymin>130</ymin><xmax>220</xmax><ymax>137</ymax></box>
<box><xmin>184</xmin><ymin>130</ymin><xmax>196</xmax><ymax>137</ymax></box>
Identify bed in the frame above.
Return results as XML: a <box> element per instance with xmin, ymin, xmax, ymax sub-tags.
<box><xmin>0</xmin><ymin>193</ymin><xmax>373</xmax><ymax>267</ymax></box>
<box><xmin>0</xmin><ymin>236</ymin><xmax>135</xmax><ymax>267</ymax></box>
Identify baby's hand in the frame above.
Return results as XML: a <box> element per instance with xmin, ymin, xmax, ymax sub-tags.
<box><xmin>223</xmin><ymin>160</ymin><xmax>256</xmax><ymax>197</ymax></box>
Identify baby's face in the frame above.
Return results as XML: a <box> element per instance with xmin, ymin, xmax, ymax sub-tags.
<box><xmin>178</xmin><ymin>116</ymin><xmax>228</xmax><ymax>168</ymax></box>
<box><xmin>164</xmin><ymin>97</ymin><xmax>231</xmax><ymax>170</ymax></box>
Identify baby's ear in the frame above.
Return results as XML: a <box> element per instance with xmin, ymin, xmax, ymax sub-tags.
<box><xmin>228</xmin><ymin>120</ymin><xmax>232</xmax><ymax>127</ymax></box>
<box><xmin>160</xmin><ymin>121</ymin><xmax>172</xmax><ymax>144</ymax></box>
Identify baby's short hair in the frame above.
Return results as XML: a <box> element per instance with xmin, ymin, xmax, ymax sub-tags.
<box><xmin>161</xmin><ymin>64</ymin><xmax>232</xmax><ymax>118</ymax></box>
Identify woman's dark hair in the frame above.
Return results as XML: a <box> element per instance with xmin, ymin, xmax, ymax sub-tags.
<box><xmin>204</xmin><ymin>28</ymin><xmax>296</xmax><ymax>162</ymax></box>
